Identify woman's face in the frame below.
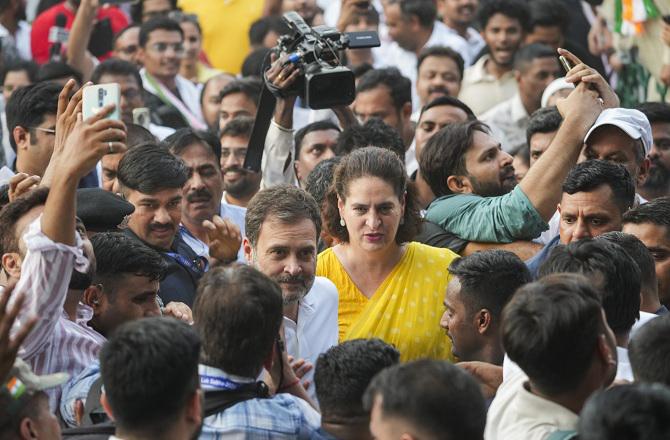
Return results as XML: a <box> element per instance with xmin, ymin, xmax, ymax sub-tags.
<box><xmin>338</xmin><ymin>176</ymin><xmax>405</xmax><ymax>252</ymax></box>
<box><xmin>180</xmin><ymin>21</ymin><xmax>201</xmax><ymax>62</ymax></box>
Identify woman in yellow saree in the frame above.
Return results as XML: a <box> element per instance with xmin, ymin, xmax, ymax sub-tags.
<box><xmin>317</xmin><ymin>147</ymin><xmax>458</xmax><ymax>362</ymax></box>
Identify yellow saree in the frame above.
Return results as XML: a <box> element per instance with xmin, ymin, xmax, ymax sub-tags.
<box><xmin>317</xmin><ymin>242</ymin><xmax>457</xmax><ymax>362</ymax></box>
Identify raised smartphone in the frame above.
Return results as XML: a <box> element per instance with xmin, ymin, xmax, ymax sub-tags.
<box><xmin>82</xmin><ymin>83</ymin><xmax>120</xmax><ymax>121</ymax></box>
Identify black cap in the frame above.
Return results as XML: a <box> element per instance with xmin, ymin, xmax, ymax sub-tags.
<box><xmin>76</xmin><ymin>188</ymin><xmax>134</xmax><ymax>233</ymax></box>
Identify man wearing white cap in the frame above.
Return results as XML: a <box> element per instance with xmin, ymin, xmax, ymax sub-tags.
<box><xmin>0</xmin><ymin>358</ymin><xmax>65</xmax><ymax>439</ymax></box>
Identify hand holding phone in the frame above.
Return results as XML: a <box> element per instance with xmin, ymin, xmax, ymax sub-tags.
<box><xmin>83</xmin><ymin>83</ymin><xmax>120</xmax><ymax>121</ymax></box>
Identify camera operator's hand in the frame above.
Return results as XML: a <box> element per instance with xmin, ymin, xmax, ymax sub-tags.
<box><xmin>266</xmin><ymin>53</ymin><xmax>300</xmax><ymax>129</ymax></box>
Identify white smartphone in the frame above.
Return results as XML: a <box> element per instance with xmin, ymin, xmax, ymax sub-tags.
<box><xmin>133</xmin><ymin>107</ymin><xmax>151</xmax><ymax>129</ymax></box>
<box><xmin>82</xmin><ymin>83</ymin><xmax>120</xmax><ymax>121</ymax></box>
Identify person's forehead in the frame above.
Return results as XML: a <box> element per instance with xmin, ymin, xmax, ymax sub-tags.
<box><xmin>419</xmin><ymin>55</ymin><xmax>459</xmax><ymax>73</ymax></box>
<box><xmin>116</xmin><ymin>27</ymin><xmax>139</xmax><ymax>44</ymax></box>
<box><xmin>221</xmin><ymin>92</ymin><xmax>256</xmax><ymax>110</ymax></box>
<box><xmin>97</xmin><ymin>73</ymin><xmax>140</xmax><ymax>89</ymax></box>
<box><xmin>257</xmin><ymin>216</ymin><xmax>317</xmax><ymax>245</ymax></box>
<box><xmin>146</xmin><ymin>29</ymin><xmax>183</xmax><ymax>44</ymax></box>
<box><xmin>468</xmin><ymin>129</ymin><xmax>498</xmax><ymax>155</ymax></box>
<box><xmin>38</xmin><ymin>113</ymin><xmax>57</xmax><ymax>127</ymax></box>
<box><xmin>420</xmin><ymin>105</ymin><xmax>469</xmax><ymax>124</ymax></box>
<box><xmin>220</xmin><ymin>135</ymin><xmax>249</xmax><ymax>149</ymax></box>
<box><xmin>527</xmin><ymin>57</ymin><xmax>560</xmax><ymax>72</ymax></box>
<box><xmin>131</xmin><ymin>187</ymin><xmax>182</xmax><ymax>202</ymax></box>
<box><xmin>587</xmin><ymin>125</ymin><xmax>636</xmax><ymax>148</ymax></box>
<box><xmin>302</xmin><ymin>129</ymin><xmax>339</xmax><ymax>146</ymax></box>
<box><xmin>205</xmin><ymin>77</ymin><xmax>233</xmax><ymax>98</ymax></box>
<box><xmin>355</xmin><ymin>86</ymin><xmax>393</xmax><ymax>109</ymax></box>
<box><xmin>560</xmin><ymin>186</ymin><xmax>618</xmax><ymax>211</ymax></box>
<box><xmin>485</xmin><ymin>13</ymin><xmax>521</xmax><ymax>29</ymax></box>
<box><xmin>144</xmin><ymin>0</ymin><xmax>172</xmax><ymax>11</ymax></box>
<box><xmin>623</xmin><ymin>222</ymin><xmax>670</xmax><ymax>244</ymax></box>
<box><xmin>179</xmin><ymin>142</ymin><xmax>217</xmax><ymax>164</ymax></box>
<box><xmin>5</xmin><ymin>70</ymin><xmax>30</xmax><ymax>82</ymax></box>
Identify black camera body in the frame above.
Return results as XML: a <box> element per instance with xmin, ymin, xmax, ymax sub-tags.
<box><xmin>274</xmin><ymin>11</ymin><xmax>380</xmax><ymax>109</ymax></box>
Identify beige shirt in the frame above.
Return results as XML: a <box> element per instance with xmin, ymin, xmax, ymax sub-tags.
<box><xmin>458</xmin><ymin>54</ymin><xmax>518</xmax><ymax>116</ymax></box>
<box><xmin>481</xmin><ymin>93</ymin><xmax>530</xmax><ymax>154</ymax></box>
<box><xmin>485</xmin><ymin>371</ymin><xmax>579</xmax><ymax>440</ymax></box>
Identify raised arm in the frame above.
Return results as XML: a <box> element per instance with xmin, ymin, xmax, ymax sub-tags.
<box><xmin>66</xmin><ymin>0</ymin><xmax>98</xmax><ymax>83</ymax></box>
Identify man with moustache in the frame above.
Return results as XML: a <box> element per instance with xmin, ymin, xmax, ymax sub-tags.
<box><xmin>637</xmin><ymin>102</ymin><xmax>670</xmax><ymax>200</ymax></box>
<box><xmin>244</xmin><ymin>184</ymin><xmax>339</xmax><ymax>403</ymax></box>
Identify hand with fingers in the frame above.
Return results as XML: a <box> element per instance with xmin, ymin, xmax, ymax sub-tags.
<box><xmin>163</xmin><ymin>301</ymin><xmax>194</xmax><ymax>324</ymax></box>
<box><xmin>8</xmin><ymin>173</ymin><xmax>41</xmax><ymax>202</ymax></box>
<box><xmin>457</xmin><ymin>361</ymin><xmax>503</xmax><ymax>400</ymax></box>
<box><xmin>559</xmin><ymin>48</ymin><xmax>619</xmax><ymax>109</ymax></box>
<box><xmin>0</xmin><ymin>281</ymin><xmax>38</xmax><ymax>383</ymax></box>
<box><xmin>204</xmin><ymin>215</ymin><xmax>242</xmax><ymax>264</ymax></box>
<box><xmin>265</xmin><ymin>52</ymin><xmax>302</xmax><ymax>95</ymax></box>
<box><xmin>288</xmin><ymin>356</ymin><xmax>314</xmax><ymax>391</ymax></box>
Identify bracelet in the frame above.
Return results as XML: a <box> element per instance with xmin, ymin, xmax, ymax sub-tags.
<box><xmin>278</xmin><ymin>378</ymin><xmax>301</xmax><ymax>392</ymax></box>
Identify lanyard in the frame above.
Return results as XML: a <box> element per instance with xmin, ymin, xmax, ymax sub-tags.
<box><xmin>200</xmin><ymin>374</ymin><xmax>248</xmax><ymax>390</ymax></box>
<box><xmin>164</xmin><ymin>251</ymin><xmax>208</xmax><ymax>275</ymax></box>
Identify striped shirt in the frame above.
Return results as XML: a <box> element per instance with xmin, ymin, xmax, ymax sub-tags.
<box><xmin>10</xmin><ymin>216</ymin><xmax>105</xmax><ymax>412</ymax></box>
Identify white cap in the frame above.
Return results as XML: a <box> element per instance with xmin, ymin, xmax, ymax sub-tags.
<box><xmin>541</xmin><ymin>77</ymin><xmax>574</xmax><ymax>108</ymax></box>
<box><xmin>584</xmin><ymin>108</ymin><xmax>653</xmax><ymax>157</ymax></box>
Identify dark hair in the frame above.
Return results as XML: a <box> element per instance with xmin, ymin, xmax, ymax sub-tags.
<box><xmin>363</xmin><ymin>359</ymin><xmax>486</xmax><ymax>439</ymax></box>
<box><xmin>629</xmin><ymin>315</ymin><xmax>670</xmax><ymax>386</ymax></box>
<box><xmin>127</xmin><ymin>122</ymin><xmax>157</xmax><ymax>147</ymax></box>
<box><xmin>100</xmin><ymin>318</ymin><xmax>200</xmax><ymax>434</ymax></box>
<box><xmin>5</xmin><ymin>82</ymin><xmax>61</xmax><ymax>152</ymax></box>
<box><xmin>324</xmin><ymin>147</ymin><xmax>421</xmax><ymax>244</ymax></box>
<box><xmin>417</xmin><ymin>46</ymin><xmax>465</xmax><ymax>80</ymax></box>
<box><xmin>130</xmin><ymin>0</ymin><xmax>178</xmax><ymax>24</ymax></box>
<box><xmin>139</xmin><ymin>17</ymin><xmax>183</xmax><ymax>48</ymax></box>
<box><xmin>0</xmin><ymin>187</ymin><xmax>49</xmax><ymax>256</ymax></box>
<box><xmin>0</xmin><ymin>60</ymin><xmax>38</xmax><ymax>85</ymax></box>
<box><xmin>419</xmin><ymin>120</ymin><xmax>490</xmax><ymax>197</ymax></box>
<box><xmin>335</xmin><ymin>118</ymin><xmax>405</xmax><ymax>160</ymax></box>
<box><xmin>513</xmin><ymin>43</ymin><xmax>557</xmax><ymax>72</ymax></box>
<box><xmin>578</xmin><ymin>383</ymin><xmax>670</xmax><ymax>440</ymax></box>
<box><xmin>241</xmin><ymin>47</ymin><xmax>272</xmax><ymax>78</ymax></box>
<box><xmin>305</xmin><ymin>156</ymin><xmax>342</xmax><ymax>210</ymax></box>
<box><xmin>36</xmin><ymin>62</ymin><xmax>83</xmax><ymax>86</ymax></box>
<box><xmin>315</xmin><ymin>339</ymin><xmax>400</xmax><ymax>419</ymax></box>
<box><xmin>91</xmin><ymin>58</ymin><xmax>143</xmax><ymax>92</ymax></box>
<box><xmin>0</xmin><ymin>391</ymin><xmax>48</xmax><ymax>436</ymax></box>
<box><xmin>503</xmin><ymin>273</ymin><xmax>604</xmax><ymax>395</ymax></box>
<box><xmin>449</xmin><ymin>250</ymin><xmax>530</xmax><ymax>318</ymax></box>
<box><xmin>294</xmin><ymin>120</ymin><xmax>341</xmax><ymax>159</ymax></box>
<box><xmin>562</xmin><ymin>160</ymin><xmax>636</xmax><ymax>213</ymax></box>
<box><xmin>117</xmin><ymin>143</ymin><xmax>188</xmax><ymax>194</ymax></box>
<box><xmin>91</xmin><ymin>232</ymin><xmax>168</xmax><ymax>298</ymax></box>
<box><xmin>526</xmin><ymin>106</ymin><xmax>562</xmax><ymax>147</ymax></box>
<box><xmin>387</xmin><ymin>0</ymin><xmax>437</xmax><ymax>28</ymax></box>
<box><xmin>356</xmin><ymin>67</ymin><xmax>411</xmax><ymax>111</ymax></box>
<box><xmin>165</xmin><ymin>127</ymin><xmax>222</xmax><ymax>163</ymax></box>
<box><xmin>597</xmin><ymin>232</ymin><xmax>657</xmax><ymax>298</ymax></box>
<box><xmin>199</xmin><ymin>73</ymin><xmax>236</xmax><ymax>107</ymax></box>
<box><xmin>528</xmin><ymin>0</ymin><xmax>569</xmax><ymax>32</ymax></box>
<box><xmin>220</xmin><ymin>115</ymin><xmax>254</xmax><ymax>140</ymax></box>
<box><xmin>113</xmin><ymin>23</ymin><xmax>140</xmax><ymax>47</ymax></box>
<box><xmin>636</xmin><ymin>101</ymin><xmax>670</xmax><ymax>124</ymax></box>
<box><xmin>539</xmin><ymin>239</ymin><xmax>641</xmax><ymax>335</ymax></box>
<box><xmin>419</xmin><ymin>95</ymin><xmax>476</xmax><ymax>122</ymax></box>
<box><xmin>351</xmin><ymin>62</ymin><xmax>374</xmax><ymax>78</ymax></box>
<box><xmin>478</xmin><ymin>0</ymin><xmax>531</xmax><ymax>31</ymax></box>
<box><xmin>219</xmin><ymin>77</ymin><xmax>262</xmax><ymax>106</ymax></box>
<box><xmin>193</xmin><ymin>265</ymin><xmax>283</xmax><ymax>377</ymax></box>
<box><xmin>623</xmin><ymin>196</ymin><xmax>670</xmax><ymax>234</ymax></box>
<box><xmin>248</xmin><ymin>16</ymin><xmax>289</xmax><ymax>46</ymax></box>
<box><xmin>245</xmin><ymin>185</ymin><xmax>321</xmax><ymax>246</ymax></box>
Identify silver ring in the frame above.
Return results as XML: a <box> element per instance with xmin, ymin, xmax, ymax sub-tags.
<box><xmin>108</xmin><ymin>142</ymin><xmax>113</xmax><ymax>154</ymax></box>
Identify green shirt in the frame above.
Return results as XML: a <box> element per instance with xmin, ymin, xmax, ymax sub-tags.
<box><xmin>425</xmin><ymin>186</ymin><xmax>548</xmax><ymax>243</ymax></box>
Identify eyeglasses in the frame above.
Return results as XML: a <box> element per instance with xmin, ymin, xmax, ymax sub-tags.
<box><xmin>148</xmin><ymin>42</ymin><xmax>185</xmax><ymax>55</ymax></box>
<box><xmin>29</xmin><ymin>127</ymin><xmax>56</xmax><ymax>135</ymax></box>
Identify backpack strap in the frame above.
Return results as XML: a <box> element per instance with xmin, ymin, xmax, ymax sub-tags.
<box><xmin>204</xmin><ymin>381</ymin><xmax>270</xmax><ymax>417</ymax></box>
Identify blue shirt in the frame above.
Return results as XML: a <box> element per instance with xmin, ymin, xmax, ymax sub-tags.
<box><xmin>526</xmin><ymin>234</ymin><xmax>561</xmax><ymax>279</ymax></box>
<box><xmin>199</xmin><ymin>364</ymin><xmax>321</xmax><ymax>439</ymax></box>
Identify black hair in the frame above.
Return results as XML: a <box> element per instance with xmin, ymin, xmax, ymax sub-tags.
<box><xmin>199</xmin><ymin>73</ymin><xmax>236</xmax><ymax>108</ymax></box>
<box><xmin>36</xmin><ymin>62</ymin><xmax>83</xmax><ymax>86</ymax></box>
<box><xmin>5</xmin><ymin>82</ymin><xmax>61</xmax><ymax>152</ymax></box>
<box><xmin>636</xmin><ymin>101</ymin><xmax>670</xmax><ymax>124</ymax></box>
<box><xmin>219</xmin><ymin>77</ymin><xmax>263</xmax><ymax>106</ymax></box>
<box><xmin>562</xmin><ymin>160</ymin><xmax>636</xmax><ymax>213</ymax></box>
<box><xmin>478</xmin><ymin>0</ymin><xmax>531</xmax><ymax>31</ymax></box>
<box><xmin>0</xmin><ymin>187</ymin><xmax>49</xmax><ymax>256</ymax></box>
<box><xmin>305</xmin><ymin>156</ymin><xmax>341</xmax><ymax>210</ymax></box>
<box><xmin>220</xmin><ymin>115</ymin><xmax>254</xmax><ymax>140</ymax></box>
<box><xmin>193</xmin><ymin>265</ymin><xmax>283</xmax><ymax>377</ymax></box>
<box><xmin>528</xmin><ymin>0</ymin><xmax>570</xmax><ymax>32</ymax></box>
<box><xmin>335</xmin><ymin>119</ymin><xmax>405</xmax><ymax>160</ymax></box>
<box><xmin>629</xmin><ymin>315</ymin><xmax>670</xmax><ymax>386</ymax></box>
<box><xmin>597</xmin><ymin>232</ymin><xmax>657</xmax><ymax>299</ymax></box>
<box><xmin>539</xmin><ymin>239</ymin><xmax>641</xmax><ymax>335</ymax></box>
<box><xmin>623</xmin><ymin>196</ymin><xmax>670</xmax><ymax>234</ymax></box>
<box><xmin>0</xmin><ymin>60</ymin><xmax>38</xmax><ymax>85</ymax></box>
<box><xmin>315</xmin><ymin>339</ymin><xmax>400</xmax><ymax>420</ymax></box>
<box><xmin>139</xmin><ymin>17</ymin><xmax>183</xmax><ymax>48</ymax></box>
<box><xmin>165</xmin><ymin>127</ymin><xmax>222</xmax><ymax>163</ymax></box>
<box><xmin>130</xmin><ymin>0</ymin><xmax>178</xmax><ymax>24</ymax></box>
<box><xmin>126</xmin><ymin>123</ymin><xmax>157</xmax><ymax>147</ymax></box>
<box><xmin>388</xmin><ymin>0</ymin><xmax>437</xmax><ymax>28</ymax></box>
<box><xmin>91</xmin><ymin>58</ymin><xmax>143</xmax><ymax>92</ymax></box>
<box><xmin>419</xmin><ymin>120</ymin><xmax>490</xmax><ymax>197</ymax></box>
<box><xmin>117</xmin><ymin>143</ymin><xmax>188</xmax><ymax>194</ymax></box>
<box><xmin>526</xmin><ymin>106</ymin><xmax>562</xmax><ymax>148</ymax></box>
<box><xmin>294</xmin><ymin>120</ymin><xmax>341</xmax><ymax>159</ymax></box>
<box><xmin>448</xmin><ymin>250</ymin><xmax>531</xmax><ymax>317</ymax></box>
<box><xmin>0</xmin><ymin>391</ymin><xmax>48</xmax><ymax>437</ymax></box>
<box><xmin>351</xmin><ymin>62</ymin><xmax>374</xmax><ymax>78</ymax></box>
<box><xmin>113</xmin><ymin>23</ymin><xmax>140</xmax><ymax>47</ymax></box>
<box><xmin>356</xmin><ymin>67</ymin><xmax>411</xmax><ymax>111</ymax></box>
<box><xmin>100</xmin><ymin>317</ymin><xmax>200</xmax><ymax>435</ymax></box>
<box><xmin>363</xmin><ymin>359</ymin><xmax>486</xmax><ymax>439</ymax></box>
<box><xmin>578</xmin><ymin>383</ymin><xmax>670</xmax><ymax>440</ymax></box>
<box><xmin>419</xmin><ymin>95</ymin><xmax>476</xmax><ymax>122</ymax></box>
<box><xmin>513</xmin><ymin>43</ymin><xmax>557</xmax><ymax>72</ymax></box>
<box><xmin>503</xmin><ymin>273</ymin><xmax>604</xmax><ymax>395</ymax></box>
<box><xmin>248</xmin><ymin>16</ymin><xmax>290</xmax><ymax>46</ymax></box>
<box><xmin>241</xmin><ymin>47</ymin><xmax>272</xmax><ymax>78</ymax></box>
<box><xmin>417</xmin><ymin>46</ymin><xmax>465</xmax><ymax>80</ymax></box>
<box><xmin>91</xmin><ymin>232</ymin><xmax>168</xmax><ymax>297</ymax></box>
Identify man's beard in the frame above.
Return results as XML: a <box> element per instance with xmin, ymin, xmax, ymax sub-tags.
<box><xmin>223</xmin><ymin>167</ymin><xmax>258</xmax><ymax>199</ymax></box>
<box><xmin>643</xmin><ymin>159</ymin><xmax>670</xmax><ymax>190</ymax></box>
<box><xmin>274</xmin><ymin>273</ymin><xmax>314</xmax><ymax>305</ymax></box>
<box><xmin>469</xmin><ymin>166</ymin><xmax>516</xmax><ymax>197</ymax></box>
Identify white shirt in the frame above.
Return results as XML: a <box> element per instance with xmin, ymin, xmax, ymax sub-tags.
<box><xmin>284</xmin><ymin>276</ymin><xmax>339</xmax><ymax>405</ymax></box>
<box><xmin>405</xmin><ymin>139</ymin><xmax>419</xmax><ymax>176</ymax></box>
<box><xmin>444</xmin><ymin>24</ymin><xmax>486</xmax><ymax>62</ymax></box>
<box><xmin>380</xmin><ymin>21</ymin><xmax>471</xmax><ymax>111</ymax></box>
<box><xmin>481</xmin><ymin>93</ymin><xmax>530</xmax><ymax>155</ymax></box>
<box><xmin>0</xmin><ymin>21</ymin><xmax>32</xmax><ymax>60</ymax></box>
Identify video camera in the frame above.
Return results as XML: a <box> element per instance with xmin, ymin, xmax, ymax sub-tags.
<box><xmin>273</xmin><ymin>11</ymin><xmax>380</xmax><ymax>109</ymax></box>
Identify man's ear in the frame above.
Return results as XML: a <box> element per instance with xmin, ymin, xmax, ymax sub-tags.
<box><xmin>243</xmin><ymin>238</ymin><xmax>254</xmax><ymax>265</ymax></box>
<box><xmin>446</xmin><ymin>175</ymin><xmax>472</xmax><ymax>194</ymax></box>
<box><xmin>294</xmin><ymin>161</ymin><xmax>303</xmax><ymax>185</ymax></box>
<box><xmin>83</xmin><ymin>284</ymin><xmax>104</xmax><ymax>316</ymax></box>
<box><xmin>186</xmin><ymin>388</ymin><xmax>203</xmax><ymax>428</ymax></box>
<box><xmin>637</xmin><ymin>157</ymin><xmax>650</xmax><ymax>188</ymax></box>
<box><xmin>475</xmin><ymin>309</ymin><xmax>493</xmax><ymax>335</ymax></box>
<box><xmin>13</xmin><ymin>126</ymin><xmax>29</xmax><ymax>151</ymax></box>
<box><xmin>101</xmin><ymin>392</ymin><xmax>116</xmax><ymax>421</ymax></box>
<box><xmin>19</xmin><ymin>417</ymin><xmax>38</xmax><ymax>439</ymax></box>
<box><xmin>401</xmin><ymin>101</ymin><xmax>412</xmax><ymax>121</ymax></box>
<box><xmin>596</xmin><ymin>333</ymin><xmax>616</xmax><ymax>372</ymax></box>
<box><xmin>2</xmin><ymin>253</ymin><xmax>22</xmax><ymax>280</ymax></box>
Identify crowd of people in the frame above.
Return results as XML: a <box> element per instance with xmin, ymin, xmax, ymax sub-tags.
<box><xmin>1</xmin><ymin>0</ymin><xmax>670</xmax><ymax>438</ymax></box>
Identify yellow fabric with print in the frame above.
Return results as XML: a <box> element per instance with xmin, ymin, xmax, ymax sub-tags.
<box><xmin>317</xmin><ymin>242</ymin><xmax>457</xmax><ymax>362</ymax></box>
